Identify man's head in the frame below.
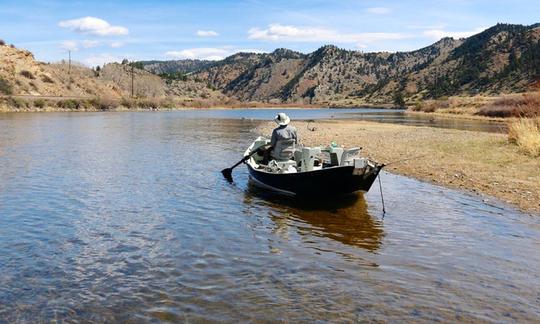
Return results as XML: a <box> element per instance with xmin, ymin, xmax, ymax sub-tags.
<box><xmin>274</xmin><ymin>112</ymin><xmax>290</xmax><ymax>126</ymax></box>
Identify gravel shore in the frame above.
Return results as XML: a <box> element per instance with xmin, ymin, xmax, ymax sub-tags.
<box><xmin>255</xmin><ymin>120</ymin><xmax>540</xmax><ymax>214</ymax></box>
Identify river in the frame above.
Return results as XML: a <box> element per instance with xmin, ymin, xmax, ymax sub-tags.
<box><xmin>0</xmin><ymin>110</ymin><xmax>538</xmax><ymax>322</ymax></box>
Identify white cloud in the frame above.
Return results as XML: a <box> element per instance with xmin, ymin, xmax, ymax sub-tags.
<box><xmin>60</xmin><ymin>40</ymin><xmax>79</xmax><ymax>51</ymax></box>
<box><xmin>248</xmin><ymin>24</ymin><xmax>411</xmax><ymax>47</ymax></box>
<box><xmin>109</xmin><ymin>41</ymin><xmax>125</xmax><ymax>48</ymax></box>
<box><xmin>82</xmin><ymin>40</ymin><xmax>100</xmax><ymax>48</ymax></box>
<box><xmin>83</xmin><ymin>53</ymin><xmax>123</xmax><ymax>66</ymax></box>
<box><xmin>165</xmin><ymin>47</ymin><xmax>265</xmax><ymax>60</ymax></box>
<box><xmin>366</xmin><ymin>7</ymin><xmax>390</xmax><ymax>14</ymax></box>
<box><xmin>423</xmin><ymin>27</ymin><xmax>486</xmax><ymax>40</ymax></box>
<box><xmin>196</xmin><ymin>30</ymin><xmax>219</xmax><ymax>37</ymax></box>
<box><xmin>58</xmin><ymin>17</ymin><xmax>129</xmax><ymax>36</ymax></box>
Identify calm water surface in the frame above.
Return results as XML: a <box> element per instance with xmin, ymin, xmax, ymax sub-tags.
<box><xmin>167</xmin><ymin>108</ymin><xmax>506</xmax><ymax>133</ymax></box>
<box><xmin>0</xmin><ymin>112</ymin><xmax>538</xmax><ymax>322</ymax></box>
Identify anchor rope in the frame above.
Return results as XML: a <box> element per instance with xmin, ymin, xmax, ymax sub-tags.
<box><xmin>378</xmin><ymin>172</ymin><xmax>386</xmax><ymax>216</ymax></box>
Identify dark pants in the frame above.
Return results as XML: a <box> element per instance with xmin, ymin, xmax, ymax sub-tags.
<box><xmin>262</xmin><ymin>147</ymin><xmax>273</xmax><ymax>165</ymax></box>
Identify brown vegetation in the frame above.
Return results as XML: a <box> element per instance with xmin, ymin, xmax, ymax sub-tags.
<box><xmin>508</xmin><ymin>118</ymin><xmax>540</xmax><ymax>156</ymax></box>
<box><xmin>19</xmin><ymin>70</ymin><xmax>35</xmax><ymax>79</ymax></box>
<box><xmin>477</xmin><ymin>92</ymin><xmax>540</xmax><ymax>118</ymax></box>
<box><xmin>40</xmin><ymin>74</ymin><xmax>55</xmax><ymax>84</ymax></box>
<box><xmin>0</xmin><ymin>77</ymin><xmax>13</xmax><ymax>95</ymax></box>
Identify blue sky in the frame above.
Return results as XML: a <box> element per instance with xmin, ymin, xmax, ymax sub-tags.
<box><xmin>1</xmin><ymin>0</ymin><xmax>539</xmax><ymax>66</ymax></box>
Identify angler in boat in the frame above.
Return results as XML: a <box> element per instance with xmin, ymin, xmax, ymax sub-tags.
<box><xmin>222</xmin><ymin>113</ymin><xmax>383</xmax><ymax>197</ymax></box>
<box><xmin>262</xmin><ymin>113</ymin><xmax>298</xmax><ymax>164</ymax></box>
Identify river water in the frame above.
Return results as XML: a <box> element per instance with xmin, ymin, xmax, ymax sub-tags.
<box><xmin>0</xmin><ymin>110</ymin><xmax>538</xmax><ymax>322</ymax></box>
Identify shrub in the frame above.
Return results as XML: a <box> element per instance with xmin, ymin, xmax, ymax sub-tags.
<box><xmin>120</xmin><ymin>97</ymin><xmax>134</xmax><ymax>108</ymax></box>
<box><xmin>0</xmin><ymin>77</ymin><xmax>13</xmax><ymax>95</ymax></box>
<box><xmin>40</xmin><ymin>74</ymin><xmax>55</xmax><ymax>83</ymax></box>
<box><xmin>508</xmin><ymin>118</ymin><xmax>540</xmax><ymax>156</ymax></box>
<box><xmin>477</xmin><ymin>93</ymin><xmax>540</xmax><ymax>118</ymax></box>
<box><xmin>411</xmin><ymin>99</ymin><xmax>448</xmax><ymax>113</ymax></box>
<box><xmin>160</xmin><ymin>98</ymin><xmax>175</xmax><ymax>109</ymax></box>
<box><xmin>0</xmin><ymin>39</ymin><xmax>5</xmax><ymax>46</ymax></box>
<box><xmin>95</xmin><ymin>97</ymin><xmax>117</xmax><ymax>110</ymax></box>
<box><xmin>139</xmin><ymin>98</ymin><xmax>159</xmax><ymax>109</ymax></box>
<box><xmin>393</xmin><ymin>92</ymin><xmax>406</xmax><ymax>108</ymax></box>
<box><xmin>20</xmin><ymin>70</ymin><xmax>35</xmax><ymax>79</ymax></box>
<box><xmin>6</xmin><ymin>97</ymin><xmax>28</xmax><ymax>109</ymax></box>
<box><xmin>56</xmin><ymin>99</ymin><xmax>81</xmax><ymax>110</ymax></box>
<box><xmin>33</xmin><ymin>99</ymin><xmax>46</xmax><ymax>108</ymax></box>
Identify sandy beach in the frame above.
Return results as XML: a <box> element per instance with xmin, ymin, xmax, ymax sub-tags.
<box><xmin>256</xmin><ymin>120</ymin><xmax>540</xmax><ymax>214</ymax></box>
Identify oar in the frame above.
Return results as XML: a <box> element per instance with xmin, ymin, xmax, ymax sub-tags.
<box><xmin>221</xmin><ymin>145</ymin><xmax>270</xmax><ymax>182</ymax></box>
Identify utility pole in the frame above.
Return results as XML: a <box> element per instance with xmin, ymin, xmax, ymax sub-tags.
<box><xmin>131</xmin><ymin>63</ymin><xmax>134</xmax><ymax>98</ymax></box>
<box><xmin>68</xmin><ymin>50</ymin><xmax>72</xmax><ymax>88</ymax></box>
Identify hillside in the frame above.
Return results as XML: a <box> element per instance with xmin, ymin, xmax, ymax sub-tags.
<box><xmin>140</xmin><ymin>23</ymin><xmax>540</xmax><ymax>105</ymax></box>
<box><xmin>0</xmin><ymin>44</ymin><xmax>228</xmax><ymax>107</ymax></box>
<box><xmin>139</xmin><ymin>59</ymin><xmax>212</xmax><ymax>75</ymax></box>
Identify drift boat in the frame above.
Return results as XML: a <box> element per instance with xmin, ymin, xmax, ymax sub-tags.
<box><xmin>244</xmin><ymin>136</ymin><xmax>384</xmax><ymax>196</ymax></box>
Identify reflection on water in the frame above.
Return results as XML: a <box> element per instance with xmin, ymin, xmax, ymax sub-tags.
<box><xmin>171</xmin><ymin>108</ymin><xmax>506</xmax><ymax>133</ymax></box>
<box><xmin>0</xmin><ymin>112</ymin><xmax>538</xmax><ymax>322</ymax></box>
<box><xmin>343</xmin><ymin>111</ymin><xmax>507</xmax><ymax>133</ymax></box>
<box><xmin>245</xmin><ymin>184</ymin><xmax>383</xmax><ymax>252</ymax></box>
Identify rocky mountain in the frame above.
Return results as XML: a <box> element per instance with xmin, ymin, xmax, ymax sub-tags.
<box><xmin>141</xmin><ymin>23</ymin><xmax>540</xmax><ymax>105</ymax></box>
<box><xmin>0</xmin><ymin>43</ymin><xmax>227</xmax><ymax>103</ymax></box>
<box><xmin>138</xmin><ymin>59</ymin><xmax>212</xmax><ymax>75</ymax></box>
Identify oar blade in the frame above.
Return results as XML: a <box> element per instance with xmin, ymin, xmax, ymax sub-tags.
<box><xmin>221</xmin><ymin>168</ymin><xmax>234</xmax><ymax>182</ymax></box>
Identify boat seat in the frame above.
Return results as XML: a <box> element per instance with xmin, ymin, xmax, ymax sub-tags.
<box><xmin>293</xmin><ymin>149</ymin><xmax>303</xmax><ymax>163</ymax></box>
<box><xmin>340</xmin><ymin>147</ymin><xmax>361</xmax><ymax>166</ymax></box>
<box><xmin>266</xmin><ymin>160</ymin><xmax>297</xmax><ymax>173</ymax></box>
<box><xmin>328</xmin><ymin>147</ymin><xmax>344</xmax><ymax>166</ymax></box>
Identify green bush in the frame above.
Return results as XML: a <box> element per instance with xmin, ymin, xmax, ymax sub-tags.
<box><xmin>91</xmin><ymin>97</ymin><xmax>117</xmax><ymax>110</ymax></box>
<box><xmin>0</xmin><ymin>77</ymin><xmax>13</xmax><ymax>95</ymax></box>
<box><xmin>393</xmin><ymin>93</ymin><xmax>406</xmax><ymax>108</ymax></box>
<box><xmin>56</xmin><ymin>99</ymin><xmax>81</xmax><ymax>110</ymax></box>
<box><xmin>6</xmin><ymin>97</ymin><xmax>28</xmax><ymax>109</ymax></box>
<box><xmin>33</xmin><ymin>99</ymin><xmax>46</xmax><ymax>108</ymax></box>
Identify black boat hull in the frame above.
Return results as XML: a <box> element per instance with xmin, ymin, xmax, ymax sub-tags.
<box><xmin>247</xmin><ymin>164</ymin><xmax>382</xmax><ymax>197</ymax></box>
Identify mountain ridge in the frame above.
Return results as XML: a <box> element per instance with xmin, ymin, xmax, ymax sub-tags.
<box><xmin>139</xmin><ymin>23</ymin><xmax>540</xmax><ymax>105</ymax></box>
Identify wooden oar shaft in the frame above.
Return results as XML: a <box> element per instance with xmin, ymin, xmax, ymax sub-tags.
<box><xmin>221</xmin><ymin>144</ymin><xmax>271</xmax><ymax>182</ymax></box>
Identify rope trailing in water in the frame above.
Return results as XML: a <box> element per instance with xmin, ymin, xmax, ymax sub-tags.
<box><xmin>378</xmin><ymin>172</ymin><xmax>386</xmax><ymax>216</ymax></box>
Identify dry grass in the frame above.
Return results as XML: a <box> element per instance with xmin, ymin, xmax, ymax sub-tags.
<box><xmin>477</xmin><ymin>92</ymin><xmax>540</xmax><ymax>118</ymax></box>
<box><xmin>508</xmin><ymin>118</ymin><xmax>540</xmax><ymax>157</ymax></box>
<box><xmin>410</xmin><ymin>96</ymin><xmax>493</xmax><ymax>114</ymax></box>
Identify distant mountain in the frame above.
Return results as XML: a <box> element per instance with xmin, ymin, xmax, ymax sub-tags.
<box><xmin>138</xmin><ymin>59</ymin><xmax>212</xmax><ymax>75</ymax></box>
<box><xmin>140</xmin><ymin>23</ymin><xmax>540</xmax><ymax>105</ymax></box>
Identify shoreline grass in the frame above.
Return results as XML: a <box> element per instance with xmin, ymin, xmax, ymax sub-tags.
<box><xmin>508</xmin><ymin>118</ymin><xmax>540</xmax><ymax>157</ymax></box>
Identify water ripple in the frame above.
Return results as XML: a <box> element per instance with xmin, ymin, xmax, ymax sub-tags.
<box><xmin>0</xmin><ymin>112</ymin><xmax>538</xmax><ymax>322</ymax></box>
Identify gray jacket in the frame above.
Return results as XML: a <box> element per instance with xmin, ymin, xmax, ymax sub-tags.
<box><xmin>271</xmin><ymin>125</ymin><xmax>298</xmax><ymax>160</ymax></box>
